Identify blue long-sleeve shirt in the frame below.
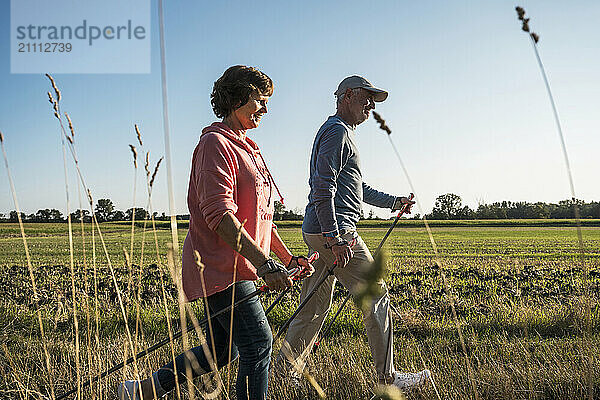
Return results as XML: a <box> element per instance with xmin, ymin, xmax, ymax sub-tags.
<box><xmin>302</xmin><ymin>115</ymin><xmax>396</xmax><ymax>235</ymax></box>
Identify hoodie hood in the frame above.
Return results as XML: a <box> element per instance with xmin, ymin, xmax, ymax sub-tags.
<box><xmin>201</xmin><ymin>122</ymin><xmax>260</xmax><ymax>155</ymax></box>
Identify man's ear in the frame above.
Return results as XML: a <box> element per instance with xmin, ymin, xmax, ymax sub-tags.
<box><xmin>345</xmin><ymin>88</ymin><xmax>353</xmax><ymax>101</ymax></box>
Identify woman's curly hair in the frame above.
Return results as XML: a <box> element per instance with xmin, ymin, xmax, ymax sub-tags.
<box><xmin>211</xmin><ymin>66</ymin><xmax>274</xmax><ymax>118</ymax></box>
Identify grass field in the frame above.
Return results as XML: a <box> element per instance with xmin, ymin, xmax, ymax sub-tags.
<box><xmin>1</xmin><ymin>221</ymin><xmax>599</xmax><ymax>399</ymax></box>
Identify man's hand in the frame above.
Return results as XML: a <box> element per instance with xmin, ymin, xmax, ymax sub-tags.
<box><xmin>263</xmin><ymin>271</ymin><xmax>293</xmax><ymax>291</ymax></box>
<box><xmin>392</xmin><ymin>195</ymin><xmax>415</xmax><ymax>213</ymax></box>
<box><xmin>326</xmin><ymin>237</ymin><xmax>353</xmax><ymax>268</ymax></box>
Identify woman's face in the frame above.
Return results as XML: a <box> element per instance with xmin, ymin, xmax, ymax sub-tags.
<box><xmin>232</xmin><ymin>93</ymin><xmax>270</xmax><ymax>130</ymax></box>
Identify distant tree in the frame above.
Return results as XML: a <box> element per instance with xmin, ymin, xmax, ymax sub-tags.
<box><xmin>9</xmin><ymin>211</ymin><xmax>24</xmax><ymax>222</ymax></box>
<box><xmin>95</xmin><ymin>199</ymin><xmax>115</xmax><ymax>222</ymax></box>
<box><xmin>274</xmin><ymin>201</ymin><xmax>285</xmax><ymax>221</ymax></box>
<box><xmin>35</xmin><ymin>209</ymin><xmax>52</xmax><ymax>222</ymax></box>
<box><xmin>126</xmin><ymin>207</ymin><xmax>149</xmax><ymax>220</ymax></box>
<box><xmin>273</xmin><ymin>201</ymin><xmax>302</xmax><ymax>221</ymax></box>
<box><xmin>367</xmin><ymin>209</ymin><xmax>375</xmax><ymax>219</ymax></box>
<box><xmin>431</xmin><ymin>193</ymin><xmax>467</xmax><ymax>220</ymax></box>
<box><xmin>70</xmin><ymin>209</ymin><xmax>91</xmax><ymax>222</ymax></box>
<box><xmin>111</xmin><ymin>210</ymin><xmax>125</xmax><ymax>221</ymax></box>
<box><xmin>582</xmin><ymin>202</ymin><xmax>600</xmax><ymax>218</ymax></box>
<box><xmin>49</xmin><ymin>209</ymin><xmax>63</xmax><ymax>222</ymax></box>
<box><xmin>0</xmin><ymin>213</ymin><xmax>4</xmax><ymax>221</ymax></box>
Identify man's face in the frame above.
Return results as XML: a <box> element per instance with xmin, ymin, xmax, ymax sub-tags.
<box><xmin>347</xmin><ymin>88</ymin><xmax>375</xmax><ymax>126</ymax></box>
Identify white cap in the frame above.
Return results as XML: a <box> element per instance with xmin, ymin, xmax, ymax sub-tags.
<box><xmin>334</xmin><ymin>75</ymin><xmax>388</xmax><ymax>102</ymax></box>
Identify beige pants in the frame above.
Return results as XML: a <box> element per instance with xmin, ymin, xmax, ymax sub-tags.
<box><xmin>280</xmin><ymin>231</ymin><xmax>395</xmax><ymax>380</ymax></box>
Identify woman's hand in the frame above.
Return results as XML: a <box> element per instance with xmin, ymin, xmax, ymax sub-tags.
<box><xmin>263</xmin><ymin>271</ymin><xmax>292</xmax><ymax>291</ymax></box>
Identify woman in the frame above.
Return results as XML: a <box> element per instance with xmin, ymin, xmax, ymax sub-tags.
<box><xmin>119</xmin><ymin>65</ymin><xmax>313</xmax><ymax>400</ymax></box>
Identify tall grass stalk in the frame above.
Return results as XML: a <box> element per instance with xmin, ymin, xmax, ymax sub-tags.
<box><xmin>144</xmin><ymin>155</ymin><xmax>182</xmax><ymax>400</ymax></box>
<box><xmin>372</xmin><ymin>111</ymin><xmax>478</xmax><ymax>399</ymax></box>
<box><xmin>127</xmin><ymin>143</ymin><xmax>138</xmax><ymax>297</ymax></box>
<box><xmin>166</xmin><ymin>243</ymin><xmax>185</xmax><ymax>400</ymax></box>
<box><xmin>74</xmin><ymin>170</ymin><xmax>96</xmax><ymax>400</ymax></box>
<box><xmin>0</xmin><ymin>132</ymin><xmax>56</xmax><ymax>400</ymax></box>
<box><xmin>515</xmin><ymin>7</ymin><xmax>594</xmax><ymax>398</ymax></box>
<box><xmin>53</xmin><ymin>87</ymin><xmax>82</xmax><ymax>400</ymax></box>
<box><xmin>44</xmin><ymin>75</ymin><xmax>145</xmax><ymax>398</ymax></box>
<box><xmin>226</xmin><ymin>220</ymin><xmax>245</xmax><ymax>393</ymax></box>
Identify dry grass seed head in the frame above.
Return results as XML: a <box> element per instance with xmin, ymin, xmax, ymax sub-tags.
<box><xmin>134</xmin><ymin>124</ymin><xmax>143</xmax><ymax>146</ymax></box>
<box><xmin>150</xmin><ymin>157</ymin><xmax>163</xmax><ymax>188</ymax></box>
<box><xmin>129</xmin><ymin>144</ymin><xmax>138</xmax><ymax>168</ymax></box>
<box><xmin>144</xmin><ymin>152</ymin><xmax>150</xmax><ymax>177</ymax></box>
<box><xmin>45</xmin><ymin>73</ymin><xmax>61</xmax><ymax>103</ymax></box>
<box><xmin>531</xmin><ymin>32</ymin><xmax>540</xmax><ymax>43</ymax></box>
<box><xmin>373</xmin><ymin>111</ymin><xmax>392</xmax><ymax>135</ymax></box>
<box><xmin>47</xmin><ymin>91</ymin><xmax>58</xmax><ymax>113</ymax></box>
<box><xmin>65</xmin><ymin>113</ymin><xmax>75</xmax><ymax>139</ymax></box>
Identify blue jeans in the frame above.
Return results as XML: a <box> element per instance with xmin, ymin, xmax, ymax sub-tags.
<box><xmin>156</xmin><ymin>280</ymin><xmax>272</xmax><ymax>400</ymax></box>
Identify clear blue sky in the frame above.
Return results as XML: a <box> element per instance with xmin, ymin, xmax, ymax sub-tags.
<box><xmin>1</xmin><ymin>0</ymin><xmax>599</xmax><ymax>218</ymax></box>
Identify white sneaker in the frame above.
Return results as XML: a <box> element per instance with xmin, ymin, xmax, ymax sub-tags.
<box><xmin>117</xmin><ymin>380</ymin><xmax>141</xmax><ymax>400</ymax></box>
<box><xmin>392</xmin><ymin>369</ymin><xmax>431</xmax><ymax>391</ymax></box>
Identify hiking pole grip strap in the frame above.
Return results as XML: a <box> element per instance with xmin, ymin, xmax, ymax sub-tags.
<box><xmin>286</xmin><ymin>252</ymin><xmax>319</xmax><ymax>280</ymax></box>
<box><xmin>257</xmin><ymin>258</ymin><xmax>287</xmax><ymax>278</ymax></box>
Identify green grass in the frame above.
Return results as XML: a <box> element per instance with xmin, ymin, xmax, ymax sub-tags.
<box><xmin>1</xmin><ymin>222</ymin><xmax>599</xmax><ymax>399</ymax></box>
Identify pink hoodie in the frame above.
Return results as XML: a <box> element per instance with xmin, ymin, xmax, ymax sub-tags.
<box><xmin>182</xmin><ymin>122</ymin><xmax>275</xmax><ymax>300</ymax></box>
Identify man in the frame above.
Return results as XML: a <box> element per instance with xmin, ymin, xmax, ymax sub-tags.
<box><xmin>279</xmin><ymin>75</ymin><xmax>430</xmax><ymax>390</ymax></box>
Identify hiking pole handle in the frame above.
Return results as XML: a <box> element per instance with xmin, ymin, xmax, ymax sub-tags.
<box><xmin>375</xmin><ymin>193</ymin><xmax>414</xmax><ymax>255</ymax></box>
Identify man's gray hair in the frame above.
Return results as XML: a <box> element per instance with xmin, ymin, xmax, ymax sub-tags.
<box><xmin>336</xmin><ymin>88</ymin><xmax>361</xmax><ymax>107</ymax></box>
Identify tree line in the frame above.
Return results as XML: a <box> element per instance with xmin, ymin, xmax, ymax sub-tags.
<box><xmin>425</xmin><ymin>193</ymin><xmax>600</xmax><ymax>220</ymax></box>
<box><xmin>2</xmin><ymin>195</ymin><xmax>599</xmax><ymax>222</ymax></box>
<box><xmin>0</xmin><ymin>198</ymin><xmax>171</xmax><ymax>223</ymax></box>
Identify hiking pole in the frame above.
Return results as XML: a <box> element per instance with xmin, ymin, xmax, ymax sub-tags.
<box><xmin>274</xmin><ymin>239</ymin><xmax>357</xmax><ymax>342</ymax></box>
<box><xmin>56</xmin><ymin>253</ymin><xmax>318</xmax><ymax>400</ymax></box>
<box><xmin>315</xmin><ymin>193</ymin><xmax>414</xmax><ymax>348</ymax></box>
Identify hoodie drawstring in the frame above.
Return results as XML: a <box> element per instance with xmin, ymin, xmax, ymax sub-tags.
<box><xmin>258</xmin><ymin>152</ymin><xmax>285</xmax><ymax>206</ymax></box>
